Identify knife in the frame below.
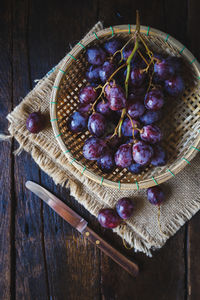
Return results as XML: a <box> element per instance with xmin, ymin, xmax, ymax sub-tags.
<box><xmin>25</xmin><ymin>181</ymin><xmax>139</xmax><ymax>277</ymax></box>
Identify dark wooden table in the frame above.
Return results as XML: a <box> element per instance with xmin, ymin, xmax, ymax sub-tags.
<box><xmin>1</xmin><ymin>0</ymin><xmax>200</xmax><ymax>299</ymax></box>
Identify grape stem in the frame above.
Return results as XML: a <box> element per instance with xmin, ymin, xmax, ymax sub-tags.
<box><xmin>112</xmin><ymin>31</ymin><xmax>137</xmax><ymax>63</ymax></box>
<box><xmin>106</xmin><ymin>63</ymin><xmax>126</xmax><ymax>83</ymax></box>
<box><xmin>116</xmin><ymin>10</ymin><xmax>140</xmax><ymax>138</ymax></box>
<box><xmin>93</xmin><ymin>11</ymin><xmax>152</xmax><ymax>140</ymax></box>
<box><xmin>116</xmin><ymin>10</ymin><xmax>140</xmax><ymax>137</ymax></box>
<box><xmin>137</xmin><ymin>49</ymin><xmax>149</xmax><ymax>67</ymax></box>
<box><xmin>117</xmin><ymin>38</ymin><xmax>139</xmax><ymax>138</ymax></box>
<box><xmin>146</xmin><ymin>68</ymin><xmax>154</xmax><ymax>93</ymax></box>
<box><xmin>118</xmin><ymin>108</ymin><xmax>126</xmax><ymax>137</ymax></box>
<box><xmin>93</xmin><ymin>84</ymin><xmax>103</xmax><ymax>91</ymax></box>
<box><xmin>138</xmin><ymin>33</ymin><xmax>153</xmax><ymax>59</ymax></box>
<box><xmin>91</xmin><ymin>63</ymin><xmax>126</xmax><ymax>112</ymax></box>
<box><xmin>91</xmin><ymin>89</ymin><xmax>104</xmax><ymax>112</ymax></box>
<box><xmin>127</xmin><ymin>113</ymin><xmax>137</xmax><ymax>142</ymax></box>
<box><xmin>124</xmin><ymin>39</ymin><xmax>139</xmax><ymax>98</ymax></box>
<box><xmin>124</xmin><ymin>10</ymin><xmax>140</xmax><ymax>98</ymax></box>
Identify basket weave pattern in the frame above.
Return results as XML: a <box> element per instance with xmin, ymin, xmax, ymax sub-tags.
<box><xmin>51</xmin><ymin>25</ymin><xmax>200</xmax><ymax>190</ymax></box>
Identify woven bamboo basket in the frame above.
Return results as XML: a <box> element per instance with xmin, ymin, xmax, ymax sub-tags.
<box><xmin>50</xmin><ymin>25</ymin><xmax>200</xmax><ymax>190</ymax></box>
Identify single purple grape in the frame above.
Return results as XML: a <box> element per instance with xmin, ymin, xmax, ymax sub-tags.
<box><xmin>154</xmin><ymin>58</ymin><xmax>175</xmax><ymax>81</ymax></box>
<box><xmin>121</xmin><ymin>118</ymin><xmax>140</xmax><ymax>137</ymax></box>
<box><xmin>78</xmin><ymin>104</ymin><xmax>91</xmax><ymax>115</ymax></box>
<box><xmin>147</xmin><ymin>186</ymin><xmax>164</xmax><ymax>205</ymax></box>
<box><xmin>104</xmin><ymin>38</ymin><xmax>122</xmax><ymax>55</ymax></box>
<box><xmin>128</xmin><ymin>163</ymin><xmax>143</xmax><ymax>174</ymax></box>
<box><xmin>99</xmin><ymin>61</ymin><xmax>116</xmax><ymax>83</ymax></box>
<box><xmin>127</xmin><ymin>101</ymin><xmax>145</xmax><ymax>119</ymax></box>
<box><xmin>96</xmin><ymin>101</ymin><xmax>111</xmax><ymax>116</ymax></box>
<box><xmin>116</xmin><ymin>198</ymin><xmax>134</xmax><ymax>219</ymax></box>
<box><xmin>115</xmin><ymin>143</ymin><xmax>133</xmax><ymax>168</ymax></box>
<box><xmin>97</xmin><ymin>151</ymin><xmax>115</xmax><ymax>173</ymax></box>
<box><xmin>26</xmin><ymin>112</ymin><xmax>45</xmax><ymax>133</ymax></box>
<box><xmin>105</xmin><ymin>83</ymin><xmax>126</xmax><ymax>111</ymax></box>
<box><xmin>151</xmin><ymin>145</ymin><xmax>167</xmax><ymax>166</ymax></box>
<box><xmin>140</xmin><ymin>110</ymin><xmax>162</xmax><ymax>125</ymax></box>
<box><xmin>83</xmin><ymin>137</ymin><xmax>107</xmax><ymax>160</ymax></box>
<box><xmin>88</xmin><ymin>113</ymin><xmax>106</xmax><ymax>137</ymax></box>
<box><xmin>144</xmin><ymin>88</ymin><xmax>164</xmax><ymax>111</ymax></box>
<box><xmin>140</xmin><ymin>125</ymin><xmax>162</xmax><ymax>144</ymax></box>
<box><xmin>132</xmin><ymin>141</ymin><xmax>153</xmax><ymax>165</ymax></box>
<box><xmin>98</xmin><ymin>208</ymin><xmax>122</xmax><ymax>228</ymax></box>
<box><xmin>86</xmin><ymin>65</ymin><xmax>101</xmax><ymax>83</ymax></box>
<box><xmin>164</xmin><ymin>75</ymin><xmax>185</xmax><ymax>97</ymax></box>
<box><xmin>86</xmin><ymin>47</ymin><xmax>106</xmax><ymax>66</ymax></box>
<box><xmin>129</xmin><ymin>68</ymin><xmax>146</xmax><ymax>87</ymax></box>
<box><xmin>79</xmin><ymin>86</ymin><xmax>97</xmax><ymax>105</ymax></box>
<box><xmin>68</xmin><ymin>111</ymin><xmax>88</xmax><ymax>133</ymax></box>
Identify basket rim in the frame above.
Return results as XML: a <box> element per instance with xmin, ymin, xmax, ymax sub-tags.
<box><xmin>50</xmin><ymin>24</ymin><xmax>200</xmax><ymax>190</ymax></box>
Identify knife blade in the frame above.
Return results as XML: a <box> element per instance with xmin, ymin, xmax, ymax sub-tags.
<box><xmin>25</xmin><ymin>180</ymin><xmax>139</xmax><ymax>277</ymax></box>
<box><xmin>25</xmin><ymin>181</ymin><xmax>88</xmax><ymax>232</ymax></box>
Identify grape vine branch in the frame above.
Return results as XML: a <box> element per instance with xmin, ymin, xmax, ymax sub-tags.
<box><xmin>92</xmin><ymin>10</ymin><xmax>155</xmax><ymax>141</ymax></box>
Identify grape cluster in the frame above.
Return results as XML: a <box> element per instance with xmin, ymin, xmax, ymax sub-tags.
<box><xmin>67</xmin><ymin>36</ymin><xmax>185</xmax><ymax>176</ymax></box>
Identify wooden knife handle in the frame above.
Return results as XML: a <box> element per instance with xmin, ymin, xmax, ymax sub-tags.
<box><xmin>83</xmin><ymin>226</ymin><xmax>139</xmax><ymax>277</ymax></box>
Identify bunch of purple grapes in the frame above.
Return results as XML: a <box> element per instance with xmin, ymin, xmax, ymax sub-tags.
<box><xmin>67</xmin><ymin>37</ymin><xmax>185</xmax><ymax>175</ymax></box>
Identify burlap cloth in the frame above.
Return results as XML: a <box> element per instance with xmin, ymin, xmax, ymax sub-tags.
<box><xmin>7</xmin><ymin>22</ymin><xmax>200</xmax><ymax>256</ymax></box>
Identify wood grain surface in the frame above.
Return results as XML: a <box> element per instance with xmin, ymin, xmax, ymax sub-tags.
<box><xmin>0</xmin><ymin>0</ymin><xmax>199</xmax><ymax>299</ymax></box>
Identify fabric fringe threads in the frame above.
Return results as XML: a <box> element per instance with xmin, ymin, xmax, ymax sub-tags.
<box><xmin>5</xmin><ymin>22</ymin><xmax>200</xmax><ymax>257</ymax></box>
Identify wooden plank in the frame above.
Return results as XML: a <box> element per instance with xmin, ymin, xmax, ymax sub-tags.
<box><xmin>186</xmin><ymin>1</ymin><xmax>200</xmax><ymax>299</ymax></box>
<box><xmin>0</xmin><ymin>1</ymin><xmax>13</xmax><ymax>299</ymax></box>
<box><xmin>98</xmin><ymin>1</ymin><xmax>186</xmax><ymax>299</ymax></box>
<box><xmin>98</xmin><ymin>0</ymin><xmax>165</xmax><ymax>31</ymax></box>
<box><xmin>28</xmin><ymin>0</ymin><xmax>101</xmax><ymax>298</ymax></box>
<box><xmin>164</xmin><ymin>1</ymin><xmax>190</xmax><ymax>299</ymax></box>
<box><xmin>163</xmin><ymin>0</ymin><xmax>188</xmax><ymax>44</ymax></box>
<box><xmin>12</xmin><ymin>0</ymin><xmax>49</xmax><ymax>299</ymax></box>
<box><xmin>187</xmin><ymin>211</ymin><xmax>200</xmax><ymax>300</ymax></box>
<box><xmin>99</xmin><ymin>228</ymin><xmax>186</xmax><ymax>300</ymax></box>
<box><xmin>40</xmin><ymin>178</ymin><xmax>101</xmax><ymax>300</ymax></box>
<box><xmin>187</xmin><ymin>0</ymin><xmax>200</xmax><ymax>57</ymax></box>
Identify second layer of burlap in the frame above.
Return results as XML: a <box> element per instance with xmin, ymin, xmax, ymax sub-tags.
<box><xmin>7</xmin><ymin>22</ymin><xmax>200</xmax><ymax>256</ymax></box>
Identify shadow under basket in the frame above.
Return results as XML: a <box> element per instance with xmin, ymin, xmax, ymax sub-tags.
<box><xmin>50</xmin><ymin>25</ymin><xmax>200</xmax><ymax>190</ymax></box>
